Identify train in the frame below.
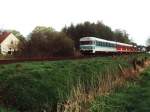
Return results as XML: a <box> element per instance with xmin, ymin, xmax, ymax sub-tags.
<box><xmin>80</xmin><ymin>37</ymin><xmax>146</xmax><ymax>54</ymax></box>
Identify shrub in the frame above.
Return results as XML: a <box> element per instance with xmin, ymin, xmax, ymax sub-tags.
<box><xmin>17</xmin><ymin>26</ymin><xmax>74</xmax><ymax>57</ymax></box>
<box><xmin>1</xmin><ymin>75</ymin><xmax>58</xmax><ymax>112</ymax></box>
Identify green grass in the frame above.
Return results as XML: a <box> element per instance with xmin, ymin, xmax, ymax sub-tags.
<box><xmin>0</xmin><ymin>106</ymin><xmax>17</xmax><ymax>112</ymax></box>
<box><xmin>0</xmin><ymin>53</ymin><xmax>148</xmax><ymax>111</ymax></box>
<box><xmin>90</xmin><ymin>66</ymin><xmax>150</xmax><ymax>112</ymax></box>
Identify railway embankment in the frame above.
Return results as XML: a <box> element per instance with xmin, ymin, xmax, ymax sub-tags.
<box><xmin>0</xmin><ymin>54</ymin><xmax>149</xmax><ymax>112</ymax></box>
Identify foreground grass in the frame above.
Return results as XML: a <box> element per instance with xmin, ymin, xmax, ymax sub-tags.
<box><xmin>0</xmin><ymin>107</ymin><xmax>16</xmax><ymax>112</ymax></box>
<box><xmin>90</xmin><ymin>67</ymin><xmax>150</xmax><ymax>112</ymax></box>
<box><xmin>0</xmin><ymin>54</ymin><xmax>148</xmax><ymax>111</ymax></box>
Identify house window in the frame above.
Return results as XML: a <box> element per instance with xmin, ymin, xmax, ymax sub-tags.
<box><xmin>11</xmin><ymin>41</ymin><xmax>13</xmax><ymax>44</ymax></box>
<box><xmin>8</xmin><ymin>48</ymin><xmax>12</xmax><ymax>55</ymax></box>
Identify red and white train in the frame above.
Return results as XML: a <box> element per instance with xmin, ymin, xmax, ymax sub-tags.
<box><xmin>80</xmin><ymin>37</ymin><xmax>145</xmax><ymax>54</ymax></box>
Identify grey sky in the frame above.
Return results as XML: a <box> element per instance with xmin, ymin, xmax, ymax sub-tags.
<box><xmin>0</xmin><ymin>0</ymin><xmax>150</xmax><ymax>45</ymax></box>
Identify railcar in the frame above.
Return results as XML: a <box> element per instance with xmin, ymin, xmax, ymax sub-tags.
<box><xmin>116</xmin><ymin>42</ymin><xmax>137</xmax><ymax>53</ymax></box>
<box><xmin>80</xmin><ymin>37</ymin><xmax>137</xmax><ymax>54</ymax></box>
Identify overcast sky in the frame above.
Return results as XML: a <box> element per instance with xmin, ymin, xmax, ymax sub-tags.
<box><xmin>0</xmin><ymin>0</ymin><xmax>150</xmax><ymax>45</ymax></box>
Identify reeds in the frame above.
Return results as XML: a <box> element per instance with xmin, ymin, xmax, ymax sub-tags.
<box><xmin>61</xmin><ymin>73</ymin><xmax>125</xmax><ymax>112</ymax></box>
<box><xmin>60</xmin><ymin>57</ymin><xmax>149</xmax><ymax>112</ymax></box>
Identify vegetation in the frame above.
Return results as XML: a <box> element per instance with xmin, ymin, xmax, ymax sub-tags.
<box><xmin>0</xmin><ymin>54</ymin><xmax>141</xmax><ymax>112</ymax></box>
<box><xmin>62</xmin><ymin>21</ymin><xmax>131</xmax><ymax>49</ymax></box>
<box><xmin>17</xmin><ymin>26</ymin><xmax>74</xmax><ymax>57</ymax></box>
<box><xmin>0</xmin><ymin>21</ymin><xmax>133</xmax><ymax>57</ymax></box>
<box><xmin>8</xmin><ymin>30</ymin><xmax>25</xmax><ymax>41</ymax></box>
<box><xmin>0</xmin><ymin>106</ymin><xmax>16</xmax><ymax>112</ymax></box>
<box><xmin>90</xmin><ymin>61</ymin><xmax>150</xmax><ymax>112</ymax></box>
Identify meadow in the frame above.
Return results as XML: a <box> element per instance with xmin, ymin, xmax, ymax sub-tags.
<box><xmin>90</xmin><ymin>61</ymin><xmax>150</xmax><ymax>112</ymax></box>
<box><xmin>0</xmin><ymin>54</ymin><xmax>148</xmax><ymax>112</ymax></box>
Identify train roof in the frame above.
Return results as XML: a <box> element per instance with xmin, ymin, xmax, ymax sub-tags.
<box><xmin>80</xmin><ymin>37</ymin><xmax>133</xmax><ymax>47</ymax></box>
<box><xmin>116</xmin><ymin>42</ymin><xmax>133</xmax><ymax>47</ymax></box>
<box><xmin>80</xmin><ymin>37</ymin><xmax>116</xmax><ymax>44</ymax></box>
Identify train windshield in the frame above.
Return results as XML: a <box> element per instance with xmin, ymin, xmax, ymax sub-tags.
<box><xmin>80</xmin><ymin>41</ymin><xmax>93</xmax><ymax>45</ymax></box>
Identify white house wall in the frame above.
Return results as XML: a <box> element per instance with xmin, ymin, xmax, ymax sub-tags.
<box><xmin>1</xmin><ymin>33</ymin><xmax>19</xmax><ymax>54</ymax></box>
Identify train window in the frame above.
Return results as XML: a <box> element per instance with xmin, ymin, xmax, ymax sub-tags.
<box><xmin>100</xmin><ymin>42</ymin><xmax>102</xmax><ymax>46</ymax></box>
<box><xmin>109</xmin><ymin>43</ymin><xmax>111</xmax><ymax>47</ymax></box>
<box><xmin>106</xmin><ymin>43</ymin><xmax>109</xmax><ymax>47</ymax></box>
<box><xmin>80</xmin><ymin>41</ymin><xmax>93</xmax><ymax>45</ymax></box>
<box><xmin>107</xmin><ymin>43</ymin><xmax>109</xmax><ymax>47</ymax></box>
<box><xmin>97</xmin><ymin>41</ymin><xmax>100</xmax><ymax>46</ymax></box>
<box><xmin>106</xmin><ymin>43</ymin><xmax>108</xmax><ymax>47</ymax></box>
<box><xmin>96</xmin><ymin>41</ymin><xmax>100</xmax><ymax>46</ymax></box>
<box><xmin>112</xmin><ymin>44</ymin><xmax>114</xmax><ymax>47</ymax></box>
<box><xmin>105</xmin><ymin>43</ymin><xmax>108</xmax><ymax>46</ymax></box>
<box><xmin>96</xmin><ymin>41</ymin><xmax>98</xmax><ymax>46</ymax></box>
<box><xmin>103</xmin><ymin>42</ymin><xmax>106</xmax><ymax>47</ymax></box>
<box><xmin>110</xmin><ymin>44</ymin><xmax>113</xmax><ymax>47</ymax></box>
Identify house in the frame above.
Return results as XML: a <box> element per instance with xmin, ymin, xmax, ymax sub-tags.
<box><xmin>0</xmin><ymin>31</ymin><xmax>20</xmax><ymax>55</ymax></box>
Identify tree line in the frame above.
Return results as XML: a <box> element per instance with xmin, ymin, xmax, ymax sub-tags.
<box><xmin>6</xmin><ymin>21</ymin><xmax>133</xmax><ymax>57</ymax></box>
<box><xmin>63</xmin><ymin>21</ymin><xmax>131</xmax><ymax>49</ymax></box>
<box><xmin>17</xmin><ymin>26</ymin><xmax>74</xmax><ymax>57</ymax></box>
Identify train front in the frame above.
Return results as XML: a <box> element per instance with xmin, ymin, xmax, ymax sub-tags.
<box><xmin>79</xmin><ymin>37</ymin><xmax>96</xmax><ymax>54</ymax></box>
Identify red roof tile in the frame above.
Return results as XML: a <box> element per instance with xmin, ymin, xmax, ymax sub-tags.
<box><xmin>0</xmin><ymin>32</ymin><xmax>11</xmax><ymax>43</ymax></box>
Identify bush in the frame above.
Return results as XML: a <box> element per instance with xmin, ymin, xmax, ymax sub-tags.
<box><xmin>17</xmin><ymin>26</ymin><xmax>74</xmax><ymax>57</ymax></box>
<box><xmin>1</xmin><ymin>75</ymin><xmax>58</xmax><ymax>112</ymax></box>
<box><xmin>0</xmin><ymin>106</ymin><xmax>17</xmax><ymax>112</ymax></box>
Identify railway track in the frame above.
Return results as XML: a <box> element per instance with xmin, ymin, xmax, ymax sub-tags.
<box><xmin>0</xmin><ymin>56</ymin><xmax>96</xmax><ymax>64</ymax></box>
<box><xmin>0</xmin><ymin>53</ymin><xmax>141</xmax><ymax>65</ymax></box>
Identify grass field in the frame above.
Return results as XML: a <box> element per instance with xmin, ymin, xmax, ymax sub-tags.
<box><xmin>90</xmin><ymin>66</ymin><xmax>150</xmax><ymax>112</ymax></box>
<box><xmin>0</xmin><ymin>54</ymin><xmax>148</xmax><ymax>111</ymax></box>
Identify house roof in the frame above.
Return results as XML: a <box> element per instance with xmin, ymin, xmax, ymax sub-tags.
<box><xmin>0</xmin><ymin>32</ymin><xmax>11</xmax><ymax>43</ymax></box>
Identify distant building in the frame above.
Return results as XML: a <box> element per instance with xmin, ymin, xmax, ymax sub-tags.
<box><xmin>0</xmin><ymin>31</ymin><xmax>20</xmax><ymax>55</ymax></box>
<box><xmin>137</xmin><ymin>45</ymin><xmax>146</xmax><ymax>52</ymax></box>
